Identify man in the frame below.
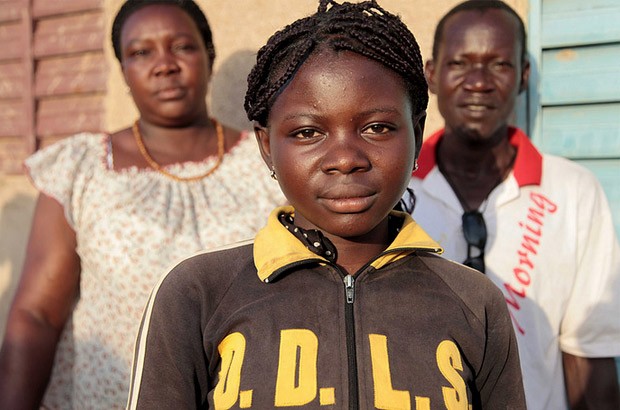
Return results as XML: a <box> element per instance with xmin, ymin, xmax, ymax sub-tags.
<box><xmin>408</xmin><ymin>1</ymin><xmax>620</xmax><ymax>409</ymax></box>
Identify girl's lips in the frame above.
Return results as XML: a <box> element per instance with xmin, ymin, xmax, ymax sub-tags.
<box><xmin>320</xmin><ymin>194</ymin><xmax>376</xmax><ymax>214</ymax></box>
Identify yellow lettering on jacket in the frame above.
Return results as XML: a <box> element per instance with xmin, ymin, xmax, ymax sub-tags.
<box><xmin>415</xmin><ymin>396</ymin><xmax>430</xmax><ymax>410</ymax></box>
<box><xmin>369</xmin><ymin>334</ymin><xmax>411</xmax><ymax>409</ymax></box>
<box><xmin>274</xmin><ymin>329</ymin><xmax>319</xmax><ymax>406</ymax></box>
<box><xmin>436</xmin><ymin>340</ymin><xmax>468</xmax><ymax>410</ymax></box>
<box><xmin>214</xmin><ymin>332</ymin><xmax>247</xmax><ymax>409</ymax></box>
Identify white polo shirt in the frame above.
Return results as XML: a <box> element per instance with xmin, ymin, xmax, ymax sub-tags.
<box><xmin>409</xmin><ymin>127</ymin><xmax>620</xmax><ymax>410</ymax></box>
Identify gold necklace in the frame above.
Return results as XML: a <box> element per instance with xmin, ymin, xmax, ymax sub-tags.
<box><xmin>132</xmin><ymin>119</ymin><xmax>225</xmax><ymax>182</ymax></box>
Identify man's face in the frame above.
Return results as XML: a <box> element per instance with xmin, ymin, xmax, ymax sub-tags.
<box><xmin>426</xmin><ymin>9</ymin><xmax>529</xmax><ymax>142</ymax></box>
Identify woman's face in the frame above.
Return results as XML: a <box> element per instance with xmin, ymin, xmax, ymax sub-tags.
<box><xmin>120</xmin><ymin>4</ymin><xmax>211</xmax><ymax>126</ymax></box>
<box><xmin>256</xmin><ymin>50</ymin><xmax>423</xmax><ymax>243</ymax></box>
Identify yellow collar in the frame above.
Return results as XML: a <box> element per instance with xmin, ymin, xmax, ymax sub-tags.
<box><xmin>254</xmin><ymin>206</ymin><xmax>442</xmax><ymax>282</ymax></box>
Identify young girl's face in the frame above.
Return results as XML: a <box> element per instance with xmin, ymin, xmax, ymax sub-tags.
<box><xmin>256</xmin><ymin>50</ymin><xmax>423</xmax><ymax>242</ymax></box>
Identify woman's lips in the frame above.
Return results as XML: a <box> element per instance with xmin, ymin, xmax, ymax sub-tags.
<box><xmin>156</xmin><ymin>87</ymin><xmax>186</xmax><ymax>100</ymax></box>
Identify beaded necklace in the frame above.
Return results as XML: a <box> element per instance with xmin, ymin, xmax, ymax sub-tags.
<box><xmin>132</xmin><ymin>119</ymin><xmax>225</xmax><ymax>182</ymax></box>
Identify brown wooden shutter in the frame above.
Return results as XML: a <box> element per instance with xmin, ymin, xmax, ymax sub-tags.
<box><xmin>0</xmin><ymin>0</ymin><xmax>106</xmax><ymax>174</ymax></box>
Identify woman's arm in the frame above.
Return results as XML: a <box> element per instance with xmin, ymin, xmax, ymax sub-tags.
<box><xmin>0</xmin><ymin>193</ymin><xmax>81</xmax><ymax>410</ymax></box>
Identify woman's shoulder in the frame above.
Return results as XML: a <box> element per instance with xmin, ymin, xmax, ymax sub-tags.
<box><xmin>25</xmin><ymin>132</ymin><xmax>109</xmax><ymax>178</ymax></box>
<box><xmin>215</xmin><ymin>129</ymin><xmax>266</xmax><ymax>174</ymax></box>
<box><xmin>225</xmin><ymin>129</ymin><xmax>256</xmax><ymax>154</ymax></box>
<box><xmin>26</xmin><ymin>132</ymin><xmax>109</xmax><ymax>168</ymax></box>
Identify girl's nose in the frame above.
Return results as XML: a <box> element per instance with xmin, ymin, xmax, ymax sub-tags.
<box><xmin>320</xmin><ymin>132</ymin><xmax>371</xmax><ymax>175</ymax></box>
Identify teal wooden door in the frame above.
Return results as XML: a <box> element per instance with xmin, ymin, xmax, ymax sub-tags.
<box><xmin>527</xmin><ymin>0</ymin><xmax>620</xmax><ymax>379</ymax></box>
<box><xmin>527</xmin><ymin>0</ymin><xmax>620</xmax><ymax>237</ymax></box>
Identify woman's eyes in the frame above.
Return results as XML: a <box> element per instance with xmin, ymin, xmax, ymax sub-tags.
<box><xmin>128</xmin><ymin>48</ymin><xmax>149</xmax><ymax>58</ymax></box>
<box><xmin>172</xmin><ymin>43</ymin><xmax>198</xmax><ymax>53</ymax></box>
<box><xmin>126</xmin><ymin>42</ymin><xmax>197</xmax><ymax>59</ymax></box>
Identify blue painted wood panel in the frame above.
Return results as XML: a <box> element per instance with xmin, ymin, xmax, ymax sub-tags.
<box><xmin>539</xmin><ymin>103</ymin><xmax>620</xmax><ymax>158</ymax></box>
<box><xmin>576</xmin><ymin>160</ymin><xmax>620</xmax><ymax>237</ymax></box>
<box><xmin>540</xmin><ymin>44</ymin><xmax>620</xmax><ymax>106</ymax></box>
<box><xmin>542</xmin><ymin>0</ymin><xmax>620</xmax><ymax>47</ymax></box>
<box><xmin>535</xmin><ymin>0</ymin><xmax>620</xmax><ymax>377</ymax></box>
<box><xmin>530</xmin><ymin>0</ymin><xmax>620</xmax><ymax>241</ymax></box>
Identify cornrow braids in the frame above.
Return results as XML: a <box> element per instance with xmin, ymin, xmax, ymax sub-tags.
<box><xmin>245</xmin><ymin>0</ymin><xmax>428</xmax><ymax>154</ymax></box>
<box><xmin>111</xmin><ymin>0</ymin><xmax>215</xmax><ymax>68</ymax></box>
<box><xmin>433</xmin><ymin>0</ymin><xmax>527</xmax><ymax>65</ymax></box>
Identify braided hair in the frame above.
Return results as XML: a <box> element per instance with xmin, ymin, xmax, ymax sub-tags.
<box><xmin>111</xmin><ymin>0</ymin><xmax>215</xmax><ymax>68</ymax></box>
<box><xmin>433</xmin><ymin>0</ymin><xmax>527</xmax><ymax>65</ymax></box>
<box><xmin>245</xmin><ymin>0</ymin><xmax>428</xmax><ymax>157</ymax></box>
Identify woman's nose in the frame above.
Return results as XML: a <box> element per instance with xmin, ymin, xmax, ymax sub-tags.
<box><xmin>153</xmin><ymin>51</ymin><xmax>180</xmax><ymax>76</ymax></box>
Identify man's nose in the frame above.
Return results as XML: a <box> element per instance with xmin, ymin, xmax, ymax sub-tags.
<box><xmin>463</xmin><ymin>64</ymin><xmax>493</xmax><ymax>92</ymax></box>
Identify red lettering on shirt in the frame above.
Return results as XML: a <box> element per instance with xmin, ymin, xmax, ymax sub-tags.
<box><xmin>503</xmin><ymin>192</ymin><xmax>557</xmax><ymax>335</ymax></box>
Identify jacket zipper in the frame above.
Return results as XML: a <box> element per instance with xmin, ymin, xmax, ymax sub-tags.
<box><xmin>343</xmin><ymin>274</ymin><xmax>359</xmax><ymax>410</ymax></box>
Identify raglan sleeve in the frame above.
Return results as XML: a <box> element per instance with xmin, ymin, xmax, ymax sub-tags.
<box><xmin>126</xmin><ymin>259</ymin><xmax>211</xmax><ymax>410</ymax></box>
<box><xmin>476</xmin><ymin>281</ymin><xmax>527</xmax><ymax>409</ymax></box>
<box><xmin>559</xmin><ymin>170</ymin><xmax>620</xmax><ymax>357</ymax></box>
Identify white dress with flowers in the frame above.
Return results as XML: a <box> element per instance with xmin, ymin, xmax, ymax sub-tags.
<box><xmin>25</xmin><ymin>131</ymin><xmax>285</xmax><ymax>409</ymax></box>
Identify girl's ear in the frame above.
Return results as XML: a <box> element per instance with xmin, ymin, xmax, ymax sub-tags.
<box><xmin>424</xmin><ymin>59</ymin><xmax>438</xmax><ymax>95</ymax></box>
<box><xmin>254</xmin><ymin>124</ymin><xmax>272</xmax><ymax>169</ymax></box>
<box><xmin>413</xmin><ymin>111</ymin><xmax>426</xmax><ymax>161</ymax></box>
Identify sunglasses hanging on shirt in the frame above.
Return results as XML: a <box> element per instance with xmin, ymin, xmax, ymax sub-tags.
<box><xmin>461</xmin><ymin>210</ymin><xmax>487</xmax><ymax>273</ymax></box>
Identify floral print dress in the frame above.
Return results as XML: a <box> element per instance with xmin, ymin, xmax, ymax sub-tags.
<box><xmin>25</xmin><ymin>131</ymin><xmax>285</xmax><ymax>409</ymax></box>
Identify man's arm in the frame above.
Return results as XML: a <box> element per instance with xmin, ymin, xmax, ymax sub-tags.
<box><xmin>562</xmin><ymin>352</ymin><xmax>620</xmax><ymax>409</ymax></box>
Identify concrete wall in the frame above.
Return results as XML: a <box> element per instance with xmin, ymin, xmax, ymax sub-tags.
<box><xmin>1</xmin><ymin>0</ymin><xmax>527</xmax><ymax>338</ymax></box>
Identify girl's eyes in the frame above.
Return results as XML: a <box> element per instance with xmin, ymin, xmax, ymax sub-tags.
<box><xmin>289</xmin><ymin>124</ymin><xmax>394</xmax><ymax>140</ymax></box>
<box><xmin>292</xmin><ymin>128</ymin><xmax>322</xmax><ymax>140</ymax></box>
<box><xmin>363</xmin><ymin>123</ymin><xmax>393</xmax><ymax>135</ymax></box>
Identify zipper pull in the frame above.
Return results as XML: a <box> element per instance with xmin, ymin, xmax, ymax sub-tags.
<box><xmin>344</xmin><ymin>274</ymin><xmax>355</xmax><ymax>304</ymax></box>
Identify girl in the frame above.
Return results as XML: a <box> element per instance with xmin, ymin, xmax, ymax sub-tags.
<box><xmin>127</xmin><ymin>1</ymin><xmax>525</xmax><ymax>408</ymax></box>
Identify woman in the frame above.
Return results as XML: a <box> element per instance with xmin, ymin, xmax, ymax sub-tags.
<box><xmin>0</xmin><ymin>1</ymin><xmax>284</xmax><ymax>409</ymax></box>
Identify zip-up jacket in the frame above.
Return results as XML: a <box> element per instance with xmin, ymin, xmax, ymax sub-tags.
<box><xmin>128</xmin><ymin>206</ymin><xmax>525</xmax><ymax>409</ymax></box>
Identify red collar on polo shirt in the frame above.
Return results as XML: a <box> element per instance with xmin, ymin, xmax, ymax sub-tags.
<box><xmin>414</xmin><ymin>127</ymin><xmax>542</xmax><ymax>187</ymax></box>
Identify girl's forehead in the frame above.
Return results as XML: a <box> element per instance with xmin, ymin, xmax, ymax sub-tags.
<box><xmin>269</xmin><ymin>50</ymin><xmax>412</xmax><ymax>121</ymax></box>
